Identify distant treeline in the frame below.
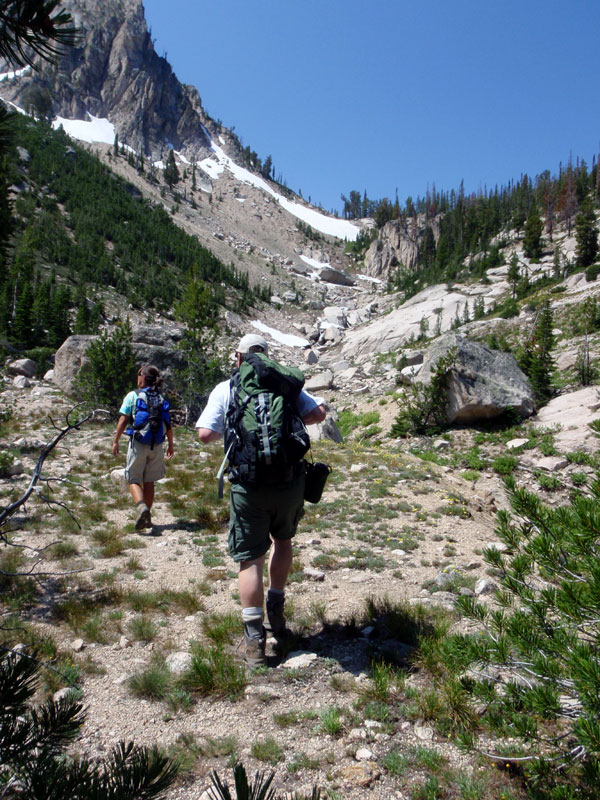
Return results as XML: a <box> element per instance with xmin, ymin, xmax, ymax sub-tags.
<box><xmin>342</xmin><ymin>157</ymin><xmax>600</xmax><ymax>289</ymax></box>
<box><xmin>0</xmin><ymin>113</ymin><xmax>269</xmax><ymax>353</ymax></box>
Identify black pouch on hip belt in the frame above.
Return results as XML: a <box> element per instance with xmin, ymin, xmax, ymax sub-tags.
<box><xmin>304</xmin><ymin>460</ymin><xmax>331</xmax><ymax>504</ymax></box>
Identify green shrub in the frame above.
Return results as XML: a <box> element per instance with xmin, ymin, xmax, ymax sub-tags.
<box><xmin>536</xmin><ymin>472</ymin><xmax>561</xmax><ymax>491</ymax></box>
<box><xmin>0</xmin><ymin>450</ymin><xmax>14</xmax><ymax>477</ymax></box>
<box><xmin>128</xmin><ymin>662</ymin><xmax>171</xmax><ymax>700</ymax></box>
<box><xmin>24</xmin><ymin>346</ymin><xmax>55</xmax><ymax>376</ymax></box>
<box><xmin>446</xmin><ymin>474</ymin><xmax>600</xmax><ymax>797</ymax></box>
<box><xmin>585</xmin><ymin>264</ymin><xmax>599</xmax><ymax>282</ymax></box>
<box><xmin>464</xmin><ymin>447</ymin><xmax>488</xmax><ymax>470</ymax></box>
<box><xmin>74</xmin><ymin>319</ymin><xmax>137</xmax><ymax>413</ymax></box>
<box><xmin>492</xmin><ymin>454</ymin><xmax>518</xmax><ymax>475</ymax></box>
<box><xmin>127</xmin><ymin>615</ymin><xmax>158</xmax><ymax>642</ymax></box>
<box><xmin>391</xmin><ymin>348</ymin><xmax>456</xmax><ymax>437</ymax></box>
<box><xmin>338</xmin><ymin>409</ymin><xmax>381</xmax><ymax>439</ymax></box>
<box><xmin>250</xmin><ymin>736</ymin><xmax>284</xmax><ymax>765</ymax></box>
<box><xmin>181</xmin><ymin>642</ymin><xmax>246</xmax><ymax>699</ymax></box>
<box><xmin>319</xmin><ymin>706</ymin><xmax>344</xmax><ymax>737</ymax></box>
<box><xmin>571</xmin><ymin>472</ymin><xmax>588</xmax><ymax>487</ymax></box>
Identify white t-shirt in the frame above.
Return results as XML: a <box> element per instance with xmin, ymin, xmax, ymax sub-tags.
<box><xmin>196</xmin><ymin>379</ymin><xmax>324</xmax><ymax>435</ymax></box>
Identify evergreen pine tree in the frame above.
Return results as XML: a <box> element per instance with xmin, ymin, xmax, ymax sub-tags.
<box><xmin>163</xmin><ymin>149</ymin><xmax>180</xmax><ymax>189</ymax></box>
<box><xmin>0</xmin><ymin>0</ymin><xmax>77</xmax><ymax>67</ymax></box>
<box><xmin>552</xmin><ymin>245</ymin><xmax>563</xmax><ymax>279</ymax></box>
<box><xmin>473</xmin><ymin>295</ymin><xmax>485</xmax><ymax>320</ymax></box>
<box><xmin>575</xmin><ymin>195</ymin><xmax>599</xmax><ymax>268</ymax></box>
<box><xmin>507</xmin><ymin>253</ymin><xmax>520</xmax><ymax>298</ymax></box>
<box><xmin>523</xmin><ymin>203</ymin><xmax>543</xmax><ymax>260</ymax></box>
<box><xmin>74</xmin><ymin>319</ymin><xmax>137</xmax><ymax>412</ymax></box>
<box><xmin>73</xmin><ymin>296</ymin><xmax>91</xmax><ymax>334</ymax></box>
<box><xmin>461</xmin><ymin>301</ymin><xmax>470</xmax><ymax>324</ymax></box>
<box><xmin>11</xmin><ymin>282</ymin><xmax>34</xmax><ymax>347</ymax></box>
<box><xmin>518</xmin><ymin>300</ymin><xmax>555</xmax><ymax>405</ymax></box>
<box><xmin>0</xmin><ymin>650</ymin><xmax>178</xmax><ymax>799</ymax></box>
<box><xmin>48</xmin><ymin>285</ymin><xmax>71</xmax><ymax>347</ymax></box>
<box><xmin>175</xmin><ymin>271</ymin><xmax>224</xmax><ymax>424</ymax></box>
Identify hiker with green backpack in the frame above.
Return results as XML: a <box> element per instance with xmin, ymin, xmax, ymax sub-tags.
<box><xmin>112</xmin><ymin>364</ymin><xmax>174</xmax><ymax>531</ymax></box>
<box><xmin>196</xmin><ymin>334</ymin><xmax>326</xmax><ymax>666</ymax></box>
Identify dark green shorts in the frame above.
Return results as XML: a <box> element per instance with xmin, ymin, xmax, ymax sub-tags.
<box><xmin>228</xmin><ymin>474</ymin><xmax>306</xmax><ymax>563</ymax></box>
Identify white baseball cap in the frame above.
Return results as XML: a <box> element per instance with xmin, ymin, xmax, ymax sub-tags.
<box><xmin>237</xmin><ymin>333</ymin><xmax>269</xmax><ymax>355</ymax></box>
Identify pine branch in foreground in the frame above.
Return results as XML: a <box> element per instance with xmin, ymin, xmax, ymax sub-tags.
<box><xmin>443</xmin><ymin>475</ymin><xmax>600</xmax><ymax>798</ymax></box>
<box><xmin>0</xmin><ymin>650</ymin><xmax>179</xmax><ymax>799</ymax></box>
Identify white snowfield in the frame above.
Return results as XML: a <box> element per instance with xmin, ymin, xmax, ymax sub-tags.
<box><xmin>52</xmin><ymin>114</ymin><xmax>116</xmax><ymax>144</ymax></box>
<box><xmin>201</xmin><ymin>138</ymin><xmax>360</xmax><ymax>242</ymax></box>
<box><xmin>47</xmin><ymin>110</ymin><xmax>360</xmax><ymax>242</ymax></box>
<box><xmin>250</xmin><ymin>321</ymin><xmax>309</xmax><ymax>348</ymax></box>
<box><xmin>300</xmin><ymin>254</ymin><xmax>330</xmax><ymax>270</ymax></box>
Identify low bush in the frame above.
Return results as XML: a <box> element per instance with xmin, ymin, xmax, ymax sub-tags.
<box><xmin>443</xmin><ymin>475</ymin><xmax>600</xmax><ymax>798</ymax></box>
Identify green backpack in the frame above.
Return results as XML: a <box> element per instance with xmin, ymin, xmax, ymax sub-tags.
<box><xmin>223</xmin><ymin>353</ymin><xmax>310</xmax><ymax>485</ymax></box>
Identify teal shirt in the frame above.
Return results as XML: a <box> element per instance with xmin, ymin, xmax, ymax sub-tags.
<box><xmin>119</xmin><ymin>390</ymin><xmax>138</xmax><ymax>419</ymax></box>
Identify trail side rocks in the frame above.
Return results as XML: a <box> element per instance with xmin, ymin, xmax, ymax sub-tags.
<box><xmin>532</xmin><ymin>385</ymin><xmax>600</xmax><ymax>451</ymax></box>
<box><xmin>7</xmin><ymin>358</ymin><xmax>36</xmax><ymax>378</ymax></box>
<box><xmin>418</xmin><ymin>333</ymin><xmax>535</xmax><ymax>423</ymax></box>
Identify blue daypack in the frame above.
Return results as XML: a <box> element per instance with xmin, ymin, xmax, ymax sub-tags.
<box><xmin>129</xmin><ymin>388</ymin><xmax>168</xmax><ymax>449</ymax></box>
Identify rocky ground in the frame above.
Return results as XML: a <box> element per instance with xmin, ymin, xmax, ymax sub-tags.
<box><xmin>2</xmin><ymin>359</ymin><xmax>597</xmax><ymax>799</ymax></box>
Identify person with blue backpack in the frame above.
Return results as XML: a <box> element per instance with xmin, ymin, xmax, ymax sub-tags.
<box><xmin>112</xmin><ymin>364</ymin><xmax>174</xmax><ymax>531</ymax></box>
<box><xmin>197</xmin><ymin>334</ymin><xmax>326</xmax><ymax>667</ymax></box>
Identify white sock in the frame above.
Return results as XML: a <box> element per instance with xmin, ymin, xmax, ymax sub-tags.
<box><xmin>242</xmin><ymin>606</ymin><xmax>263</xmax><ymax>639</ymax></box>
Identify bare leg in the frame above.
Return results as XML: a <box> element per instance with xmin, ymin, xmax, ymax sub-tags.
<box><xmin>129</xmin><ymin>483</ymin><xmax>144</xmax><ymax>505</ymax></box>
<box><xmin>143</xmin><ymin>482</ymin><xmax>155</xmax><ymax>510</ymax></box>
<box><xmin>238</xmin><ymin>555</ymin><xmax>267</xmax><ymax>608</ymax></box>
<box><xmin>129</xmin><ymin>483</ymin><xmax>152</xmax><ymax>529</ymax></box>
<box><xmin>268</xmin><ymin>537</ymin><xmax>293</xmax><ymax>591</ymax></box>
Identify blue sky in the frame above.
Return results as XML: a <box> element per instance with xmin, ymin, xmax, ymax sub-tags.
<box><xmin>143</xmin><ymin>0</ymin><xmax>600</xmax><ymax>216</ymax></box>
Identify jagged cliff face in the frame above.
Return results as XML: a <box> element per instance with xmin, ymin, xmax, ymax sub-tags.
<box><xmin>364</xmin><ymin>214</ymin><xmax>441</xmax><ymax>280</ymax></box>
<box><xmin>0</xmin><ymin>0</ymin><xmax>215</xmax><ymax>159</ymax></box>
<box><xmin>0</xmin><ymin>0</ymin><xmax>359</xmax><ymax>295</ymax></box>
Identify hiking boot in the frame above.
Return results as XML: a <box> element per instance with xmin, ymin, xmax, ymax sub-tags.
<box><xmin>135</xmin><ymin>507</ymin><xmax>151</xmax><ymax>531</ymax></box>
<box><xmin>242</xmin><ymin>633</ymin><xmax>266</xmax><ymax>667</ymax></box>
<box><xmin>265</xmin><ymin>595</ymin><xmax>286</xmax><ymax>637</ymax></box>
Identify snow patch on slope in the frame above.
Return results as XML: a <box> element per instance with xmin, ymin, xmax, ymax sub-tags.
<box><xmin>199</xmin><ymin>136</ymin><xmax>360</xmax><ymax>241</ymax></box>
<box><xmin>46</xmin><ymin>112</ymin><xmax>360</xmax><ymax>241</ymax></box>
<box><xmin>52</xmin><ymin>114</ymin><xmax>115</xmax><ymax>144</ymax></box>
<box><xmin>250</xmin><ymin>321</ymin><xmax>309</xmax><ymax>348</ymax></box>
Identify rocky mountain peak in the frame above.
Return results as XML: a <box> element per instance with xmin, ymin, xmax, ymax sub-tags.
<box><xmin>0</xmin><ymin>0</ymin><xmax>217</xmax><ymax>160</ymax></box>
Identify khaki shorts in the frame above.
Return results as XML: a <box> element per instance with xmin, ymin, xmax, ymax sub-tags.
<box><xmin>124</xmin><ymin>437</ymin><xmax>165</xmax><ymax>484</ymax></box>
<box><xmin>228</xmin><ymin>473</ymin><xmax>306</xmax><ymax>563</ymax></box>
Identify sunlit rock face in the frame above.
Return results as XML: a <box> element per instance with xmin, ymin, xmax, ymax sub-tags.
<box><xmin>0</xmin><ymin>0</ymin><xmax>215</xmax><ymax>161</ymax></box>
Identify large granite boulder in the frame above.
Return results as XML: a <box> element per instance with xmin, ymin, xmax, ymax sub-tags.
<box><xmin>53</xmin><ymin>330</ymin><xmax>186</xmax><ymax>395</ymax></box>
<box><xmin>7</xmin><ymin>358</ymin><xmax>37</xmax><ymax>378</ymax></box>
<box><xmin>130</xmin><ymin>324</ymin><xmax>184</xmax><ymax>346</ymax></box>
<box><xmin>418</xmin><ymin>333</ymin><xmax>535</xmax><ymax>423</ymax></box>
<box><xmin>131</xmin><ymin>343</ymin><xmax>186</xmax><ymax>382</ymax></box>
<box><xmin>322</xmin><ymin>306</ymin><xmax>348</xmax><ymax>328</ymax></box>
<box><xmin>341</xmin><ymin>284</ymin><xmax>472</xmax><ymax>362</ymax></box>
<box><xmin>306</xmin><ymin>406</ymin><xmax>343</xmax><ymax>444</ymax></box>
<box><xmin>53</xmin><ymin>335</ymin><xmax>97</xmax><ymax>394</ymax></box>
<box><xmin>318</xmin><ymin>267</ymin><xmax>355</xmax><ymax>287</ymax></box>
